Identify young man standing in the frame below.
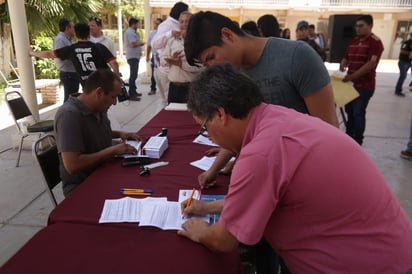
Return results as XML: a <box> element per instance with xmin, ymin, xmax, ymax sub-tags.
<box><xmin>146</xmin><ymin>18</ymin><xmax>163</xmax><ymax>95</ymax></box>
<box><xmin>53</xmin><ymin>18</ymin><xmax>80</xmax><ymax>101</ymax></box>
<box><xmin>395</xmin><ymin>32</ymin><xmax>412</xmax><ymax>96</ymax></box>
<box><xmin>30</xmin><ymin>23</ymin><xmax>119</xmax><ymax>88</ymax></box>
<box><xmin>124</xmin><ymin>17</ymin><xmax>145</xmax><ymax>101</ymax></box>
<box><xmin>340</xmin><ymin>14</ymin><xmax>384</xmax><ymax>145</ymax></box>
<box><xmin>184</xmin><ymin>11</ymin><xmax>338</xmax><ymax>188</ymax></box>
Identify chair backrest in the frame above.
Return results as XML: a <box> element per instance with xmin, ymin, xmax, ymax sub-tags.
<box><xmin>33</xmin><ymin>134</ymin><xmax>61</xmax><ymax>207</ymax></box>
<box><xmin>0</xmin><ymin>69</ymin><xmax>20</xmax><ymax>87</ymax></box>
<box><xmin>5</xmin><ymin>91</ymin><xmax>33</xmax><ymax>133</ymax></box>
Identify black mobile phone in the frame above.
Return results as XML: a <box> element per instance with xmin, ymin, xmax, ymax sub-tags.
<box><xmin>121</xmin><ymin>156</ymin><xmax>151</xmax><ymax>167</ymax></box>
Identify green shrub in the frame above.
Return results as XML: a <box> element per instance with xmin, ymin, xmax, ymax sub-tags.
<box><xmin>32</xmin><ymin>34</ymin><xmax>58</xmax><ymax>79</ymax></box>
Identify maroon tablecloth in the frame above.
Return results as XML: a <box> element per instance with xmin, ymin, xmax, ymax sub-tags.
<box><xmin>0</xmin><ymin>223</ymin><xmax>241</xmax><ymax>274</ymax></box>
<box><xmin>48</xmin><ymin>110</ymin><xmax>231</xmax><ymax>225</ymax></box>
<box><xmin>0</xmin><ymin>109</ymin><xmax>242</xmax><ymax>273</ymax></box>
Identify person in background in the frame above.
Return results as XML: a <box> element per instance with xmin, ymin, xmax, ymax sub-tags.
<box><xmin>89</xmin><ymin>16</ymin><xmax>117</xmax><ymax>57</ymax></box>
<box><xmin>179</xmin><ymin>63</ymin><xmax>412</xmax><ymax>273</ymax></box>
<box><xmin>257</xmin><ymin>14</ymin><xmax>280</xmax><ymax>37</ymax></box>
<box><xmin>296</xmin><ymin>20</ymin><xmax>326</xmax><ymax>61</ymax></box>
<box><xmin>160</xmin><ymin>12</ymin><xmax>203</xmax><ymax>104</ymax></box>
<box><xmin>30</xmin><ymin>22</ymin><xmax>119</xmax><ymax>88</ymax></box>
<box><xmin>241</xmin><ymin>21</ymin><xmax>260</xmax><ymax>37</ymax></box>
<box><xmin>340</xmin><ymin>14</ymin><xmax>384</xmax><ymax>145</ymax></box>
<box><xmin>400</xmin><ymin>115</ymin><xmax>412</xmax><ymax>160</ymax></box>
<box><xmin>54</xmin><ymin>69</ymin><xmax>140</xmax><ymax>196</ymax></box>
<box><xmin>53</xmin><ymin>18</ymin><xmax>80</xmax><ymax>101</ymax></box>
<box><xmin>151</xmin><ymin>1</ymin><xmax>189</xmax><ymax>106</ymax></box>
<box><xmin>308</xmin><ymin>24</ymin><xmax>325</xmax><ymax>49</ymax></box>
<box><xmin>394</xmin><ymin>32</ymin><xmax>412</xmax><ymax>97</ymax></box>
<box><xmin>146</xmin><ymin>18</ymin><xmax>163</xmax><ymax>95</ymax></box>
<box><xmin>281</xmin><ymin>28</ymin><xmax>290</xmax><ymax>39</ymax></box>
<box><xmin>124</xmin><ymin>17</ymin><xmax>145</xmax><ymax>101</ymax></box>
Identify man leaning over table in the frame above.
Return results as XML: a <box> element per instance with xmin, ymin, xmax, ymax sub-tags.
<box><xmin>178</xmin><ymin>64</ymin><xmax>412</xmax><ymax>273</ymax></box>
<box><xmin>55</xmin><ymin>69</ymin><xmax>139</xmax><ymax>196</ymax></box>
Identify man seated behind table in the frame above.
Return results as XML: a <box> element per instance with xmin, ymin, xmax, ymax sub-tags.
<box><xmin>55</xmin><ymin>69</ymin><xmax>139</xmax><ymax>196</ymax></box>
<box><xmin>179</xmin><ymin>64</ymin><xmax>412</xmax><ymax>273</ymax></box>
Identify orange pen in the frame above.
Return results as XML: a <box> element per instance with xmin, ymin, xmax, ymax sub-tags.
<box><xmin>186</xmin><ymin>188</ymin><xmax>196</xmax><ymax>208</ymax></box>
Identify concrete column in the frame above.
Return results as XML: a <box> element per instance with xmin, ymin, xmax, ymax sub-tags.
<box><xmin>143</xmin><ymin>0</ymin><xmax>151</xmax><ymax>80</ymax></box>
<box><xmin>117</xmin><ymin>0</ymin><xmax>123</xmax><ymax>58</ymax></box>
<box><xmin>7</xmin><ymin>0</ymin><xmax>39</xmax><ymax>121</ymax></box>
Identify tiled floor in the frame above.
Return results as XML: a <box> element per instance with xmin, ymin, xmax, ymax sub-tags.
<box><xmin>0</xmin><ymin>60</ymin><xmax>411</xmax><ymax>267</ymax></box>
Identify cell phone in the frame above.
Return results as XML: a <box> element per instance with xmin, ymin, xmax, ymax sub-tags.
<box><xmin>122</xmin><ymin>156</ymin><xmax>151</xmax><ymax>167</ymax></box>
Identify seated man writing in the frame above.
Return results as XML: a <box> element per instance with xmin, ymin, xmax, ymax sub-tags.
<box><xmin>55</xmin><ymin>69</ymin><xmax>139</xmax><ymax>196</ymax></box>
<box><xmin>179</xmin><ymin>64</ymin><xmax>412</xmax><ymax>273</ymax></box>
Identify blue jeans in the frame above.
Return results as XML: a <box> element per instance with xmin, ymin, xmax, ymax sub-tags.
<box><xmin>407</xmin><ymin>115</ymin><xmax>412</xmax><ymax>152</ymax></box>
<box><xmin>344</xmin><ymin>89</ymin><xmax>374</xmax><ymax>145</ymax></box>
<box><xmin>150</xmin><ymin>56</ymin><xmax>156</xmax><ymax>91</ymax></box>
<box><xmin>127</xmin><ymin>58</ymin><xmax>139</xmax><ymax>97</ymax></box>
<box><xmin>60</xmin><ymin>72</ymin><xmax>80</xmax><ymax>102</ymax></box>
<box><xmin>395</xmin><ymin>60</ymin><xmax>411</xmax><ymax>93</ymax></box>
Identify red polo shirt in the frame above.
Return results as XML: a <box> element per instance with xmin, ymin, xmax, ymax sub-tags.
<box><xmin>344</xmin><ymin>33</ymin><xmax>384</xmax><ymax>90</ymax></box>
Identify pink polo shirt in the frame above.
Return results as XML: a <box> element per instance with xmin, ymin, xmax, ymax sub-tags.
<box><xmin>219</xmin><ymin>103</ymin><xmax>412</xmax><ymax>273</ymax></box>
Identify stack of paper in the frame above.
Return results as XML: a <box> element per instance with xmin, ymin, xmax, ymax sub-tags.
<box><xmin>143</xmin><ymin>136</ymin><xmax>168</xmax><ymax>159</ymax></box>
<box><xmin>165</xmin><ymin>103</ymin><xmax>188</xmax><ymax>111</ymax></box>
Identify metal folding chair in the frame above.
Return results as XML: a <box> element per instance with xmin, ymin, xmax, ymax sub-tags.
<box><xmin>32</xmin><ymin>134</ymin><xmax>61</xmax><ymax>207</ymax></box>
<box><xmin>4</xmin><ymin>90</ymin><xmax>54</xmax><ymax>167</ymax></box>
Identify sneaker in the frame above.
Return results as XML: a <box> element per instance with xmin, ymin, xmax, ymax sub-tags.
<box><xmin>400</xmin><ymin>150</ymin><xmax>412</xmax><ymax>160</ymax></box>
<box><xmin>136</xmin><ymin>92</ymin><xmax>142</xmax><ymax>96</ymax></box>
<box><xmin>129</xmin><ymin>96</ymin><xmax>141</xmax><ymax>101</ymax></box>
<box><xmin>148</xmin><ymin>90</ymin><xmax>156</xmax><ymax>95</ymax></box>
<box><xmin>395</xmin><ymin>92</ymin><xmax>406</xmax><ymax>97</ymax></box>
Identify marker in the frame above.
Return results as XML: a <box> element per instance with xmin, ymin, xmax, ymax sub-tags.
<box><xmin>120</xmin><ymin>188</ymin><xmax>153</xmax><ymax>193</ymax></box>
<box><xmin>121</xmin><ymin>192</ymin><xmax>152</xmax><ymax>196</ymax></box>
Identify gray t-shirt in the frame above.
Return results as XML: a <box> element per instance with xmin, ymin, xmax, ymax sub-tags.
<box><xmin>55</xmin><ymin>96</ymin><xmax>112</xmax><ymax>192</ymax></box>
<box><xmin>53</xmin><ymin>32</ymin><xmax>76</xmax><ymax>73</ymax></box>
<box><xmin>243</xmin><ymin>37</ymin><xmax>330</xmax><ymax>114</ymax></box>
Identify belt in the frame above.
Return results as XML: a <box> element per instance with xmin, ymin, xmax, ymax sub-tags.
<box><xmin>170</xmin><ymin>82</ymin><xmax>190</xmax><ymax>87</ymax></box>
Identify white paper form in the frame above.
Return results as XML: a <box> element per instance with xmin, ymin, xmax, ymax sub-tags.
<box><xmin>139</xmin><ymin>201</ymin><xmax>184</xmax><ymax>230</ymax></box>
<box><xmin>190</xmin><ymin>156</ymin><xmax>217</xmax><ymax>171</ymax></box>
<box><xmin>98</xmin><ymin>197</ymin><xmax>167</xmax><ymax>223</ymax></box>
<box><xmin>193</xmin><ymin>135</ymin><xmax>219</xmax><ymax>147</ymax></box>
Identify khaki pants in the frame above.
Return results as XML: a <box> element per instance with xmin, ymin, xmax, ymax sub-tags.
<box><xmin>154</xmin><ymin>68</ymin><xmax>169</xmax><ymax>105</ymax></box>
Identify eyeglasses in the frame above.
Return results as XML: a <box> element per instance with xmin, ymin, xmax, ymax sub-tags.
<box><xmin>89</xmin><ymin>16</ymin><xmax>102</xmax><ymax>26</ymax></box>
<box><xmin>198</xmin><ymin>118</ymin><xmax>209</xmax><ymax>138</ymax></box>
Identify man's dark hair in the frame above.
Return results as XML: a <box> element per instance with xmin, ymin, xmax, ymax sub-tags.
<box><xmin>309</xmin><ymin>24</ymin><xmax>315</xmax><ymax>30</ymax></box>
<box><xmin>129</xmin><ymin>17</ymin><xmax>139</xmax><ymax>26</ymax></box>
<box><xmin>59</xmin><ymin>18</ymin><xmax>72</xmax><ymax>32</ymax></box>
<box><xmin>184</xmin><ymin>11</ymin><xmax>245</xmax><ymax>66</ymax></box>
<box><xmin>84</xmin><ymin>69</ymin><xmax>121</xmax><ymax>95</ymax></box>
<box><xmin>187</xmin><ymin>63</ymin><xmax>262</xmax><ymax>120</ymax></box>
<box><xmin>169</xmin><ymin>2</ymin><xmax>189</xmax><ymax>20</ymax></box>
<box><xmin>357</xmin><ymin>14</ymin><xmax>373</xmax><ymax>26</ymax></box>
<box><xmin>241</xmin><ymin>21</ymin><xmax>260</xmax><ymax>37</ymax></box>
<box><xmin>74</xmin><ymin>23</ymin><xmax>90</xmax><ymax>40</ymax></box>
<box><xmin>89</xmin><ymin>16</ymin><xmax>102</xmax><ymax>27</ymax></box>
<box><xmin>257</xmin><ymin>14</ymin><xmax>280</xmax><ymax>37</ymax></box>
